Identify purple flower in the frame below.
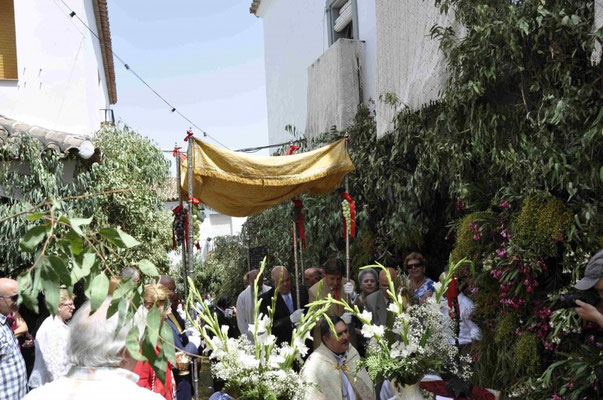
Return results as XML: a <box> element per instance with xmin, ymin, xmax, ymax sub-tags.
<box><xmin>551</xmin><ymin>393</ymin><xmax>563</xmax><ymax>400</ymax></box>
<box><xmin>496</xmin><ymin>248</ymin><xmax>507</xmax><ymax>258</ymax></box>
<box><xmin>499</xmin><ymin>200</ymin><xmax>511</xmax><ymax>209</ymax></box>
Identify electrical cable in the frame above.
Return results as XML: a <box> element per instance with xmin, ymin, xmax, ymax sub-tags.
<box><xmin>54</xmin><ymin>0</ymin><xmax>230</xmax><ymax>149</ymax></box>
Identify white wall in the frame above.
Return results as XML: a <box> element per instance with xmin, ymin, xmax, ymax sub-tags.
<box><xmin>257</xmin><ymin>0</ymin><xmax>327</xmax><ymax>146</ymax></box>
<box><xmin>257</xmin><ymin>0</ymin><xmax>377</xmax><ymax>146</ymax></box>
<box><xmin>0</xmin><ymin>0</ymin><xmax>111</xmax><ymax>136</ymax></box>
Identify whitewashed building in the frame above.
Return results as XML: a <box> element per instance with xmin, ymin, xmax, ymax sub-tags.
<box><xmin>0</xmin><ymin>0</ymin><xmax>117</xmax><ymax>136</ymax></box>
<box><xmin>250</xmin><ymin>0</ymin><xmax>458</xmax><ymax>142</ymax></box>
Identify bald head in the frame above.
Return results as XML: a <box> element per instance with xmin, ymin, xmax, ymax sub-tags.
<box><xmin>247</xmin><ymin>269</ymin><xmax>260</xmax><ymax>286</ymax></box>
<box><xmin>379</xmin><ymin>268</ymin><xmax>398</xmax><ymax>300</ymax></box>
<box><xmin>304</xmin><ymin>268</ymin><xmax>322</xmax><ymax>289</ymax></box>
<box><xmin>0</xmin><ymin>278</ymin><xmax>19</xmax><ymax>316</ymax></box>
<box><xmin>271</xmin><ymin>266</ymin><xmax>291</xmax><ymax>295</ymax></box>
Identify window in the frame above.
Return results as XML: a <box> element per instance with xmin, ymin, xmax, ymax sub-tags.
<box><xmin>326</xmin><ymin>0</ymin><xmax>358</xmax><ymax>46</ymax></box>
<box><xmin>0</xmin><ymin>0</ymin><xmax>17</xmax><ymax>80</ymax></box>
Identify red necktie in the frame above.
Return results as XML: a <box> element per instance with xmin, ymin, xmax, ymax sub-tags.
<box><xmin>333</xmin><ymin>288</ymin><xmax>340</xmax><ymax>300</ymax></box>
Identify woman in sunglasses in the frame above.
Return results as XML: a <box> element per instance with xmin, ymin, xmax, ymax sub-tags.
<box><xmin>405</xmin><ymin>252</ymin><xmax>435</xmax><ymax>305</ymax></box>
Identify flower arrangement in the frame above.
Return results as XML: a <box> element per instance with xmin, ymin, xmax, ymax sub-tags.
<box><xmin>314</xmin><ymin>258</ymin><xmax>473</xmax><ymax>388</ymax></box>
<box><xmin>186</xmin><ymin>260</ymin><xmax>330</xmax><ymax>400</ymax></box>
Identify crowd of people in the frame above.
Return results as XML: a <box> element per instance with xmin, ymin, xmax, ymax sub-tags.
<box><xmin>1</xmin><ymin>250</ymin><xmax>601</xmax><ymax>400</ymax></box>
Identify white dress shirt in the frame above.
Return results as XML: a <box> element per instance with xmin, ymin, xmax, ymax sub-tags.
<box><xmin>449</xmin><ymin>293</ymin><xmax>481</xmax><ymax>345</ymax></box>
<box><xmin>24</xmin><ymin>367</ymin><xmax>163</xmax><ymax>400</ymax></box>
<box><xmin>29</xmin><ymin>315</ymin><xmax>70</xmax><ymax>388</ymax></box>
<box><xmin>235</xmin><ymin>284</ymin><xmax>271</xmax><ymax>341</ymax></box>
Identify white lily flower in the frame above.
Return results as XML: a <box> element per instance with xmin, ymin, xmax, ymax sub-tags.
<box><xmin>387</xmin><ymin>302</ymin><xmax>400</xmax><ymax>314</ymax></box>
<box><xmin>359</xmin><ymin>310</ymin><xmax>372</xmax><ymax>322</ymax></box>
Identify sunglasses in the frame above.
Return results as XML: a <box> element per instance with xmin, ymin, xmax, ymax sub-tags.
<box><xmin>407</xmin><ymin>263</ymin><xmax>423</xmax><ymax>270</ymax></box>
<box><xmin>1</xmin><ymin>294</ymin><xmax>18</xmax><ymax>302</ymax></box>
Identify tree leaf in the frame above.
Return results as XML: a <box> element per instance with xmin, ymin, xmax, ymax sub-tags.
<box><xmin>99</xmin><ymin>227</ymin><xmax>141</xmax><ymax>248</ymax></box>
<box><xmin>160</xmin><ymin>321</ymin><xmax>176</xmax><ymax>362</ymax></box>
<box><xmin>125</xmin><ymin>326</ymin><xmax>147</xmax><ymax>361</ymax></box>
<box><xmin>41</xmin><ymin>267</ymin><xmax>60</xmax><ymax>315</ymax></box>
<box><xmin>26</xmin><ymin>212</ymin><xmax>45</xmax><ymax>222</ymax></box>
<box><xmin>47</xmin><ymin>256</ymin><xmax>72</xmax><ymax>286</ymax></box>
<box><xmin>145</xmin><ymin>305</ymin><xmax>161</xmax><ymax>347</ymax></box>
<box><xmin>89</xmin><ymin>272</ymin><xmax>109</xmax><ymax>312</ymax></box>
<box><xmin>69</xmin><ymin>217</ymin><xmax>93</xmax><ymax>236</ymax></box>
<box><xmin>20</xmin><ymin>225</ymin><xmax>48</xmax><ymax>253</ymax></box>
<box><xmin>138</xmin><ymin>259</ymin><xmax>159</xmax><ymax>277</ymax></box>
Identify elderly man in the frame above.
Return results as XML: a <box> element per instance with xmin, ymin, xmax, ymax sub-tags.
<box><xmin>0</xmin><ymin>278</ymin><xmax>27</xmax><ymax>400</ymax></box>
<box><xmin>235</xmin><ymin>269</ymin><xmax>271</xmax><ymax>341</ymax></box>
<box><xmin>304</xmin><ymin>267</ymin><xmax>323</xmax><ymax>290</ymax></box>
<box><xmin>258</xmin><ymin>266</ymin><xmax>308</xmax><ymax>345</ymax></box>
<box><xmin>301</xmin><ymin>316</ymin><xmax>374</xmax><ymax>400</ymax></box>
<box><xmin>574</xmin><ymin>249</ymin><xmax>603</xmax><ymax>328</ymax></box>
<box><xmin>23</xmin><ymin>298</ymin><xmax>161</xmax><ymax>400</ymax></box>
<box><xmin>364</xmin><ymin>267</ymin><xmax>398</xmax><ymax>326</ymax></box>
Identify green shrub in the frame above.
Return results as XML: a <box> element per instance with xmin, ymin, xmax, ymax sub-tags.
<box><xmin>512</xmin><ymin>195</ymin><xmax>572</xmax><ymax>257</ymax></box>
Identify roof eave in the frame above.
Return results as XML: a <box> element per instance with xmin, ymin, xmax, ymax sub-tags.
<box><xmin>93</xmin><ymin>0</ymin><xmax>117</xmax><ymax>105</ymax></box>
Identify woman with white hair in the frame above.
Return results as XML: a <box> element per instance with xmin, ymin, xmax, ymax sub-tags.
<box><xmin>23</xmin><ymin>297</ymin><xmax>163</xmax><ymax>400</ymax></box>
<box><xmin>28</xmin><ymin>289</ymin><xmax>75</xmax><ymax>389</ymax></box>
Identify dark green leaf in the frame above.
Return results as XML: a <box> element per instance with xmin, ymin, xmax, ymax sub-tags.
<box><xmin>41</xmin><ymin>267</ymin><xmax>60</xmax><ymax>314</ymax></box>
<box><xmin>47</xmin><ymin>256</ymin><xmax>71</xmax><ymax>286</ymax></box>
<box><xmin>99</xmin><ymin>228</ymin><xmax>141</xmax><ymax>249</ymax></box>
<box><xmin>20</xmin><ymin>225</ymin><xmax>48</xmax><ymax>253</ymax></box>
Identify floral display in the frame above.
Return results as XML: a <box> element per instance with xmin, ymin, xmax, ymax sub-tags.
<box><xmin>314</xmin><ymin>259</ymin><xmax>473</xmax><ymax>389</ymax></box>
<box><xmin>186</xmin><ymin>260</ymin><xmax>330</xmax><ymax>400</ymax></box>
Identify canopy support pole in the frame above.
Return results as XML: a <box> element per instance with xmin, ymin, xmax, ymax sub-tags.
<box><xmin>176</xmin><ymin>148</ymin><xmax>189</xmax><ymax>299</ymax></box>
<box><xmin>299</xmin><ymin>238</ymin><xmax>305</xmax><ymax>286</ymax></box>
<box><xmin>344</xmin><ymin>134</ymin><xmax>351</xmax><ymax>285</ymax></box>
<box><xmin>292</xmin><ymin>220</ymin><xmax>301</xmax><ymax>307</ymax></box>
<box><xmin>186</xmin><ymin>134</ymin><xmax>199</xmax><ymax>400</ymax></box>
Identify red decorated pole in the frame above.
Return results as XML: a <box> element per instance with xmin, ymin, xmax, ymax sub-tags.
<box><xmin>174</xmin><ymin>144</ymin><xmax>189</xmax><ymax>298</ymax></box>
<box><xmin>185</xmin><ymin>132</ymin><xmax>199</xmax><ymax>400</ymax></box>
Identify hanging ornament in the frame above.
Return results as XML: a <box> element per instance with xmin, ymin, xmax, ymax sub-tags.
<box><xmin>340</xmin><ymin>191</ymin><xmax>356</xmax><ymax>238</ymax></box>
<box><xmin>172</xmin><ymin>205</ymin><xmax>187</xmax><ymax>249</ymax></box>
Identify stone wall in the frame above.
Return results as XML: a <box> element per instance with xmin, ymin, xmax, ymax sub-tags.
<box><xmin>375</xmin><ymin>0</ymin><xmax>460</xmax><ymax>137</ymax></box>
<box><xmin>305</xmin><ymin>39</ymin><xmax>364</xmax><ymax>144</ymax></box>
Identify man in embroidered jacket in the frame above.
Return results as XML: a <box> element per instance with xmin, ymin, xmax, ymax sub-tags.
<box><xmin>301</xmin><ymin>316</ymin><xmax>374</xmax><ymax>400</ymax></box>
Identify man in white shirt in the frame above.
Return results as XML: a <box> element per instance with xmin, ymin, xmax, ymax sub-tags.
<box><xmin>23</xmin><ymin>298</ymin><xmax>162</xmax><ymax>400</ymax></box>
<box><xmin>29</xmin><ymin>289</ymin><xmax>75</xmax><ymax>388</ymax></box>
<box><xmin>235</xmin><ymin>269</ymin><xmax>270</xmax><ymax>341</ymax></box>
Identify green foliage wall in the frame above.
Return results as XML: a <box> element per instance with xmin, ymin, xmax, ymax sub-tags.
<box><xmin>235</xmin><ymin>0</ymin><xmax>602</xmax><ymax>398</ymax></box>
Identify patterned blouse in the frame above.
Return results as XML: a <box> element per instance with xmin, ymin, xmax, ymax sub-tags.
<box><xmin>413</xmin><ymin>278</ymin><xmax>435</xmax><ymax>304</ymax></box>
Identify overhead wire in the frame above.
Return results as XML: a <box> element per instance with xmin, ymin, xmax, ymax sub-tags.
<box><xmin>54</xmin><ymin>0</ymin><xmax>230</xmax><ymax>149</ymax></box>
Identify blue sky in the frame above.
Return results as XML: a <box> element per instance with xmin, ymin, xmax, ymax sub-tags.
<box><xmin>107</xmin><ymin>0</ymin><xmax>269</xmax><ymax>173</ymax></box>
